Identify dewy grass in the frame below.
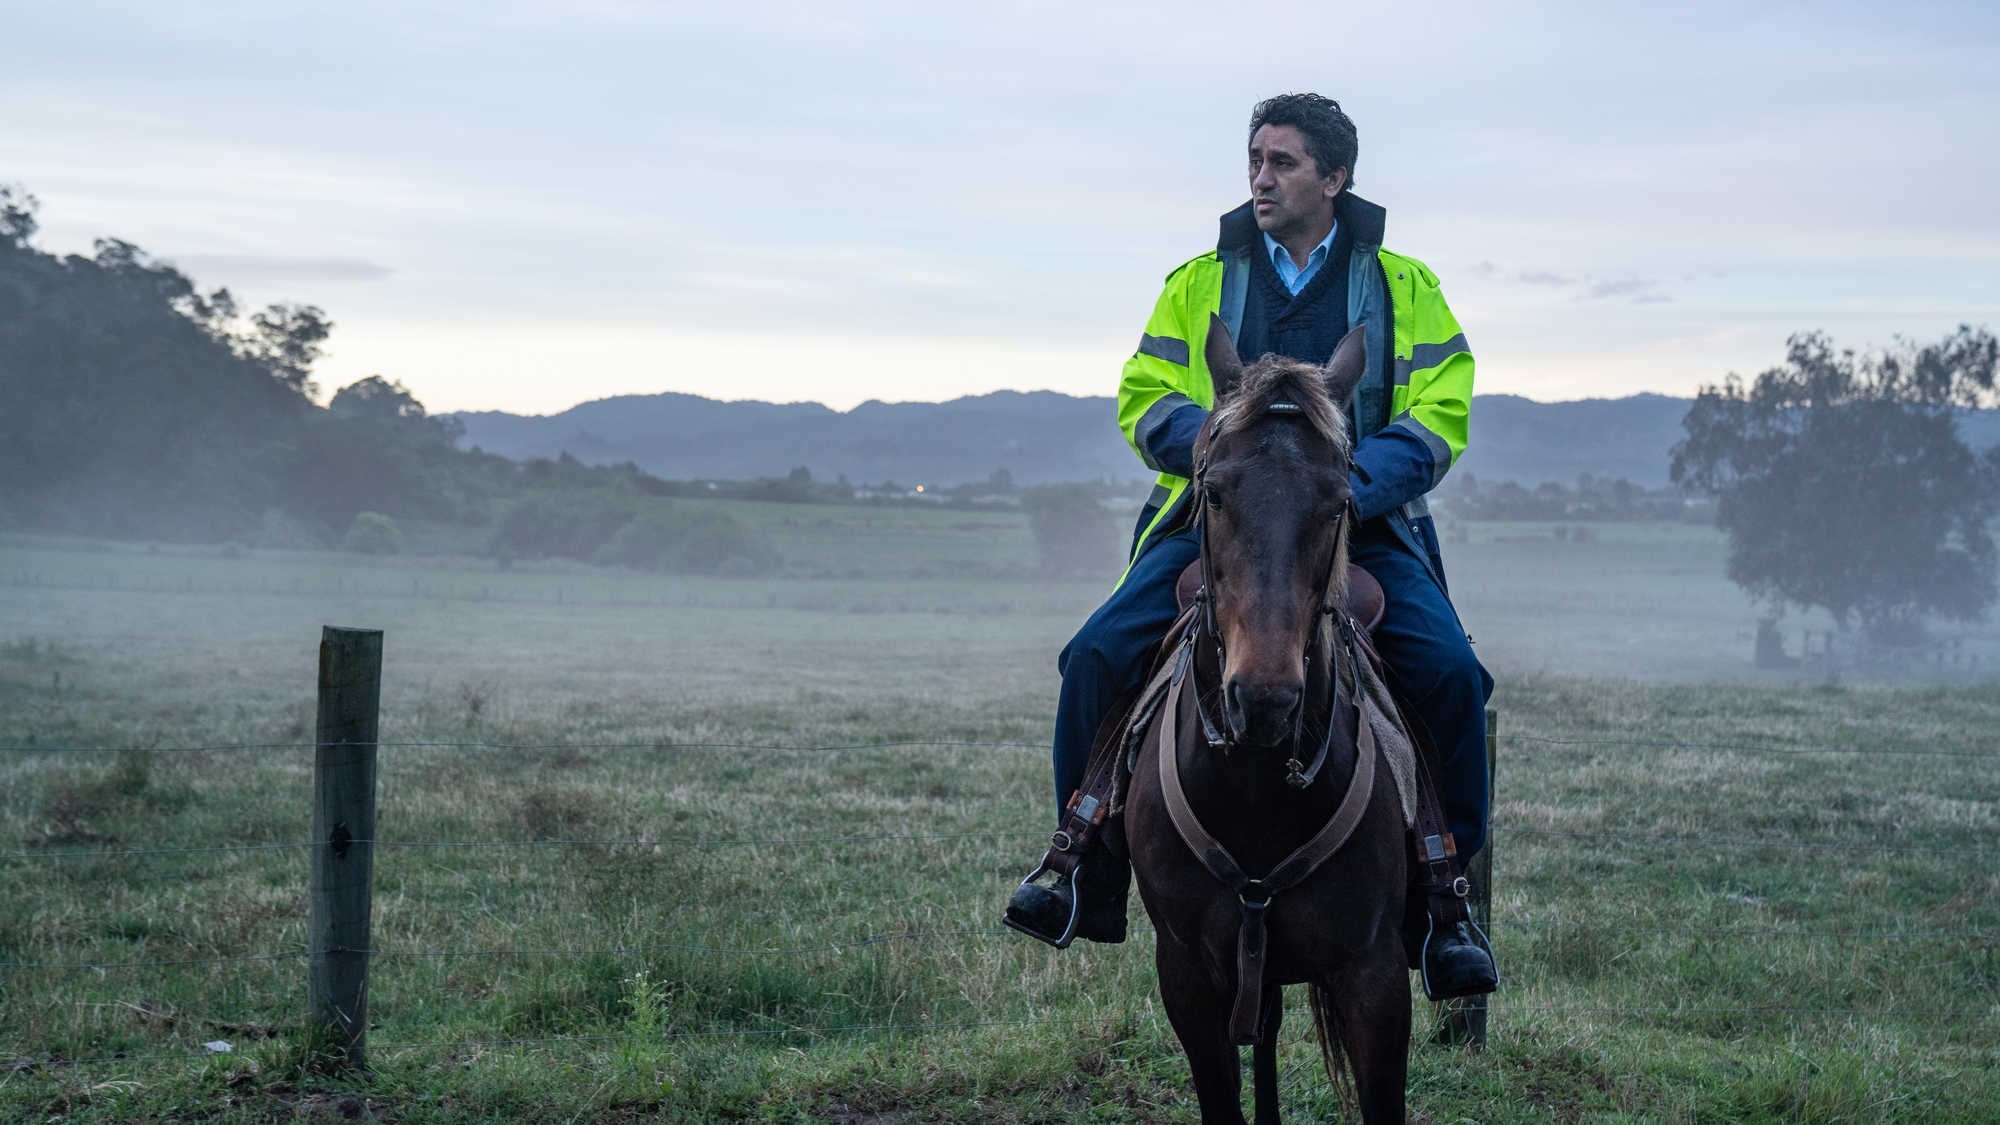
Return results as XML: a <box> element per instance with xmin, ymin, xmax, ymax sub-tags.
<box><xmin>1</xmin><ymin>526</ymin><xmax>1997</xmax><ymax>1121</ymax></box>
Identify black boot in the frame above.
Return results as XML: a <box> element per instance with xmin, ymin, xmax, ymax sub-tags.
<box><xmin>1003</xmin><ymin>846</ymin><xmax>1130</xmax><ymax>948</ymax></box>
<box><xmin>1419</xmin><ymin>878</ymin><xmax>1498</xmax><ymax>1001</ymax></box>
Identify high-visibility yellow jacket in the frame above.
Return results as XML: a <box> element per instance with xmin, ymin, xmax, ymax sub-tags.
<box><xmin>1116</xmin><ymin>193</ymin><xmax>1472</xmax><ymax>588</ymax></box>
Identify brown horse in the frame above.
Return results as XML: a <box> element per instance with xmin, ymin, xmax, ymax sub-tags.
<box><xmin>1122</xmin><ymin>318</ymin><xmax>1412</xmax><ymax>1124</ymax></box>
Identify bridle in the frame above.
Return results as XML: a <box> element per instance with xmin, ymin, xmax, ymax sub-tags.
<box><xmin>1187</xmin><ymin>400</ymin><xmax>1363</xmax><ymax>790</ymax></box>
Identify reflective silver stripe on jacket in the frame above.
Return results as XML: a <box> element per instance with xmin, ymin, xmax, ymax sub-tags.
<box><xmin>1390</xmin><ymin>413</ymin><xmax>1453</xmax><ymax>489</ymax></box>
<box><xmin>1137</xmin><ymin>333</ymin><xmax>1190</xmax><ymax>366</ymax></box>
<box><xmin>1392</xmin><ymin>332</ymin><xmax>1469</xmax><ymax>386</ymax></box>
<box><xmin>1133</xmin><ymin>392</ymin><xmax>1195</xmax><ymax>471</ymax></box>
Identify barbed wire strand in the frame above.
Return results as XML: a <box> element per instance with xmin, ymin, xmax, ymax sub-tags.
<box><xmin>1505</xmin><ymin>733</ymin><xmax>1994</xmax><ymax>759</ymax></box>
<box><xmin>1498</xmin><ymin>825</ymin><xmax>1995</xmax><ymax>857</ymax></box>
<box><xmin>8</xmin><ymin>917</ymin><xmax>1993</xmax><ymax>974</ymax></box>
<box><xmin>0</xmin><ymin>831</ymin><xmax>1047</xmax><ymax>863</ymax></box>
<box><xmin>2</xmin><ymin>735</ymin><xmax>1992</xmax><ymax>758</ymax></box>
<box><xmin>14</xmin><ymin>1003</ymin><xmax>1994</xmax><ymax>1072</ymax></box>
<box><xmin>0</xmin><ymin>739</ymin><xmax>1044</xmax><ymax>756</ymax></box>
<box><xmin>8</xmin><ymin>823</ymin><xmax>1987</xmax><ymax>864</ymax></box>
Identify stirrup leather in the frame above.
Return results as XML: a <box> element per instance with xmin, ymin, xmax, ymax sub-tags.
<box><xmin>1414</xmin><ymin>833</ymin><xmax>1498</xmax><ymax>1000</ymax></box>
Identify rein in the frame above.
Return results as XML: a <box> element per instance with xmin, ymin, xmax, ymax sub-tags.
<box><xmin>1162</xmin><ymin>402</ymin><xmax>1381</xmax><ymax>1046</ymax></box>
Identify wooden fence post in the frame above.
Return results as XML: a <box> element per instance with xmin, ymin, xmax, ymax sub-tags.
<box><xmin>309</xmin><ymin>626</ymin><xmax>382</xmax><ymax>1070</ymax></box>
<box><xmin>1438</xmin><ymin>706</ymin><xmax>1496</xmax><ymax>1049</ymax></box>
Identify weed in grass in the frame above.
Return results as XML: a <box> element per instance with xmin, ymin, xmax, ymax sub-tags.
<box><xmin>612</xmin><ymin>968</ymin><xmax>671</xmax><ymax>1105</ymax></box>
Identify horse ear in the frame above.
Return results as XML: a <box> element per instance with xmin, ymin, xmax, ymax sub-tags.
<box><xmin>1323</xmin><ymin>325</ymin><xmax>1367</xmax><ymax>409</ymax></box>
<box><xmin>1205</xmin><ymin>313</ymin><xmax>1244</xmax><ymax>402</ymax></box>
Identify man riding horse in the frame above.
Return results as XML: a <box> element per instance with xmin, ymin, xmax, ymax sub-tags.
<box><xmin>1005</xmin><ymin>92</ymin><xmax>1498</xmax><ymax>999</ymax></box>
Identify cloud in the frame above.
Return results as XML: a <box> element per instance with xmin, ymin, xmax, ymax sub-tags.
<box><xmin>1504</xmin><ymin>270</ymin><xmax>1668</xmax><ymax>304</ymax></box>
<box><xmin>1580</xmin><ymin>277</ymin><xmax>1669</xmax><ymax>303</ymax></box>
<box><xmin>167</xmin><ymin>253</ymin><xmax>394</xmax><ymax>285</ymax></box>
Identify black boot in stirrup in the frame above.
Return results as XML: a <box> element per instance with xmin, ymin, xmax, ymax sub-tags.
<box><xmin>1419</xmin><ymin>872</ymin><xmax>1499</xmax><ymax>1000</ymax></box>
<box><xmin>1003</xmin><ymin>846</ymin><xmax>1130</xmax><ymax>949</ymax></box>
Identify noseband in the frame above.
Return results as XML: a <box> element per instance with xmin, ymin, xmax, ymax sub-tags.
<box><xmin>1188</xmin><ymin>400</ymin><xmax>1362</xmax><ymax>790</ymax></box>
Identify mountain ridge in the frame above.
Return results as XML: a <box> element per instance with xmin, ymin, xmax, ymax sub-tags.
<box><xmin>450</xmin><ymin>389</ymin><xmax>2000</xmax><ymax>490</ymax></box>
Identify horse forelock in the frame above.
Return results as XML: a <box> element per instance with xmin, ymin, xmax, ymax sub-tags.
<box><xmin>1206</xmin><ymin>357</ymin><xmax>1351</xmax><ymax>462</ymax></box>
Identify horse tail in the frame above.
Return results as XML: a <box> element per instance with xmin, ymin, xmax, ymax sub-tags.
<box><xmin>1307</xmin><ymin>983</ymin><xmax>1356</xmax><ymax>1112</ymax></box>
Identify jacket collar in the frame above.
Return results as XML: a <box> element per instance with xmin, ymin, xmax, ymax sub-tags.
<box><xmin>1219</xmin><ymin>192</ymin><xmax>1386</xmax><ymax>255</ymax></box>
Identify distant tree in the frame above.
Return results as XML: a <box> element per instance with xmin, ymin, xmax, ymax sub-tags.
<box><xmin>341</xmin><ymin>511</ymin><xmax>403</xmax><ymax>555</ymax></box>
<box><xmin>331</xmin><ymin>374</ymin><xmax>465</xmax><ymax>442</ymax></box>
<box><xmin>487</xmin><ymin>491</ymin><xmax>640</xmax><ymax>561</ymax></box>
<box><xmin>242</xmin><ymin>302</ymin><xmax>332</xmax><ymax>395</ymax></box>
<box><xmin>1671</xmin><ymin>328</ymin><xmax>2000</xmax><ymax>641</ymax></box>
<box><xmin>0</xmin><ymin>184</ymin><xmax>39</xmax><ymax>247</ymax></box>
<box><xmin>595</xmin><ymin>506</ymin><xmax>779</xmax><ymax>575</ymax></box>
<box><xmin>1020</xmin><ymin>484</ymin><xmax>1124</xmax><ymax>577</ymax></box>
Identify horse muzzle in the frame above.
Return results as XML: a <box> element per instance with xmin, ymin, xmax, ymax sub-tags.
<box><xmin>1224</xmin><ymin>679</ymin><xmax>1302</xmax><ymax>748</ymax></box>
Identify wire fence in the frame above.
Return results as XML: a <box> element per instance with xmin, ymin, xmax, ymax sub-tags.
<box><xmin>3</xmin><ymin>733</ymin><xmax>1994</xmax><ymax>757</ymax></box>
<box><xmin>4</xmin><ymin>726</ymin><xmax>1995</xmax><ymax>1074</ymax></box>
<box><xmin>9</xmin><ymin>912</ymin><xmax>1997</xmax><ymax>976</ymax></box>
<box><xmin>8</xmin><ymin>821</ymin><xmax>1994</xmax><ymax>864</ymax></box>
<box><xmin>15</xmin><ymin>1001</ymin><xmax>1996</xmax><ymax>1074</ymax></box>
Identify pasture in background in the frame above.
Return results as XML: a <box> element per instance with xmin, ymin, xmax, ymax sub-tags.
<box><xmin>2</xmin><ymin>507</ymin><xmax>1996</xmax><ymax>1121</ymax></box>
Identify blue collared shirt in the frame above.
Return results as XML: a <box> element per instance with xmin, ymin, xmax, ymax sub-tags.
<box><xmin>1262</xmin><ymin>222</ymin><xmax>1339</xmax><ymax>295</ymax></box>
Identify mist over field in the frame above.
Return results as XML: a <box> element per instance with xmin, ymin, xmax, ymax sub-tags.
<box><xmin>4</xmin><ymin>487</ymin><xmax>1997</xmax><ymax>1120</ymax></box>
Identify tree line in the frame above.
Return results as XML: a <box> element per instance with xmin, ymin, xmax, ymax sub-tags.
<box><xmin>0</xmin><ymin>183</ymin><xmax>775</xmax><ymax>576</ymax></box>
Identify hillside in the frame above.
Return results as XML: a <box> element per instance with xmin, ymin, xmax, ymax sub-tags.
<box><xmin>453</xmin><ymin>390</ymin><xmax>1133</xmax><ymax>487</ymax></box>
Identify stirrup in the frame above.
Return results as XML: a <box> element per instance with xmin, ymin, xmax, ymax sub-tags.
<box><xmin>1003</xmin><ymin>860</ymin><xmax>1084</xmax><ymax>949</ymax></box>
<box><xmin>1416</xmin><ymin>900</ymin><xmax>1496</xmax><ymax>996</ymax></box>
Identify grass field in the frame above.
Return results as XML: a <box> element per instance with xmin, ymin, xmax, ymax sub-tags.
<box><xmin>2</xmin><ymin>508</ymin><xmax>1997</xmax><ymax>1122</ymax></box>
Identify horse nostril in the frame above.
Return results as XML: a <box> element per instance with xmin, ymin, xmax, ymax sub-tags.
<box><xmin>1268</xmin><ymin>685</ymin><xmax>1302</xmax><ymax>729</ymax></box>
<box><xmin>1227</xmin><ymin>680</ymin><xmax>1302</xmax><ymax>743</ymax></box>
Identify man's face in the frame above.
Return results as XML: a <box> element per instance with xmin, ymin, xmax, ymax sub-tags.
<box><xmin>1248</xmin><ymin>124</ymin><xmax>1344</xmax><ymax>240</ymax></box>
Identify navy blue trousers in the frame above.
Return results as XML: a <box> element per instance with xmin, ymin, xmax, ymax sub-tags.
<box><xmin>1052</xmin><ymin>523</ymin><xmax>1493</xmax><ymax>859</ymax></box>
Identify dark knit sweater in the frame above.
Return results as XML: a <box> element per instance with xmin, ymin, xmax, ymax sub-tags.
<box><xmin>1233</xmin><ymin>224</ymin><xmax>1353</xmax><ymax>369</ymax></box>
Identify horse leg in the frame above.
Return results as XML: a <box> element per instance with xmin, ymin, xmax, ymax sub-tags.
<box><xmin>1330</xmin><ymin>941</ymin><xmax>1410</xmax><ymax>1124</ymax></box>
<box><xmin>1157</xmin><ymin>935</ymin><xmax>1246</xmax><ymax>1125</ymax></box>
<box><xmin>1249</xmin><ymin>980</ymin><xmax>1285</xmax><ymax>1125</ymax></box>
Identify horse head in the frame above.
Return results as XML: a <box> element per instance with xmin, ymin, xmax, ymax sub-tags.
<box><xmin>1193</xmin><ymin>314</ymin><xmax>1367</xmax><ymax>748</ymax></box>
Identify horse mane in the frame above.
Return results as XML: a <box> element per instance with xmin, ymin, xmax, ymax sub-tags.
<box><xmin>1206</xmin><ymin>356</ymin><xmax>1352</xmax><ymax>461</ymax></box>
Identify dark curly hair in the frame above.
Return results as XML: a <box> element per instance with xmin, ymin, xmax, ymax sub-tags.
<box><xmin>1248</xmin><ymin>93</ymin><xmax>1358</xmax><ymax>190</ymax></box>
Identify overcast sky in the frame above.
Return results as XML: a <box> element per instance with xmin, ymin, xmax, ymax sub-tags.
<box><xmin>6</xmin><ymin>1</ymin><xmax>1997</xmax><ymax>413</ymax></box>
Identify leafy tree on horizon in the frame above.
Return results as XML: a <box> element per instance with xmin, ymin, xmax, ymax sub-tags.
<box><xmin>1671</xmin><ymin>327</ymin><xmax>2000</xmax><ymax>641</ymax></box>
<box><xmin>0</xmin><ymin>180</ymin><xmax>471</xmax><ymax>540</ymax></box>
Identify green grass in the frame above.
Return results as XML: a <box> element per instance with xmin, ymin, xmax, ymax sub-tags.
<box><xmin>1</xmin><ymin>515</ymin><xmax>1996</xmax><ymax>1121</ymax></box>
